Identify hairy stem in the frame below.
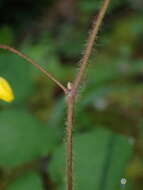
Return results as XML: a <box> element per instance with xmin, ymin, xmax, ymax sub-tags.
<box><xmin>0</xmin><ymin>45</ymin><xmax>68</xmax><ymax>94</ymax></box>
<box><xmin>66</xmin><ymin>94</ymin><xmax>74</xmax><ymax>190</ymax></box>
<box><xmin>73</xmin><ymin>0</ymin><xmax>111</xmax><ymax>94</ymax></box>
<box><xmin>66</xmin><ymin>0</ymin><xmax>111</xmax><ymax>190</ymax></box>
<box><xmin>0</xmin><ymin>1</ymin><xmax>110</xmax><ymax>189</ymax></box>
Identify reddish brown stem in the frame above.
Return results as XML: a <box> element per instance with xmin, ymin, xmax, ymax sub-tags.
<box><xmin>0</xmin><ymin>45</ymin><xmax>68</xmax><ymax>94</ymax></box>
<box><xmin>66</xmin><ymin>94</ymin><xmax>74</xmax><ymax>190</ymax></box>
<box><xmin>0</xmin><ymin>1</ymin><xmax>110</xmax><ymax>189</ymax></box>
<box><xmin>73</xmin><ymin>0</ymin><xmax>111</xmax><ymax>94</ymax></box>
<box><xmin>66</xmin><ymin>0</ymin><xmax>111</xmax><ymax>190</ymax></box>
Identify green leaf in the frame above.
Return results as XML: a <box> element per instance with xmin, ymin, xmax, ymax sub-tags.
<box><xmin>48</xmin><ymin>98</ymin><xmax>66</xmax><ymax>130</ymax></box>
<box><xmin>79</xmin><ymin>59</ymin><xmax>143</xmax><ymax>108</ymax></box>
<box><xmin>49</xmin><ymin>128</ymin><xmax>133</xmax><ymax>190</ymax></box>
<box><xmin>7</xmin><ymin>172</ymin><xmax>43</xmax><ymax>190</ymax></box>
<box><xmin>0</xmin><ymin>110</ymin><xmax>58</xmax><ymax>167</ymax></box>
<box><xmin>0</xmin><ymin>54</ymin><xmax>33</xmax><ymax>102</ymax></box>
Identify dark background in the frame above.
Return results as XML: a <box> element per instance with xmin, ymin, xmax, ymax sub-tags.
<box><xmin>0</xmin><ymin>0</ymin><xmax>143</xmax><ymax>190</ymax></box>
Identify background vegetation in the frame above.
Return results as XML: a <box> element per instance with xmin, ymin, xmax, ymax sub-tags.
<box><xmin>0</xmin><ymin>0</ymin><xmax>143</xmax><ymax>189</ymax></box>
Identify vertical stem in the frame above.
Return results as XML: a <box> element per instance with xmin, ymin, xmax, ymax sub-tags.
<box><xmin>66</xmin><ymin>94</ymin><xmax>74</xmax><ymax>190</ymax></box>
<box><xmin>73</xmin><ymin>0</ymin><xmax>111</xmax><ymax>93</ymax></box>
<box><xmin>66</xmin><ymin>0</ymin><xmax>111</xmax><ymax>190</ymax></box>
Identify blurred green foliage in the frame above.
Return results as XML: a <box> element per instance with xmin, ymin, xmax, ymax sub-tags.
<box><xmin>0</xmin><ymin>0</ymin><xmax>143</xmax><ymax>189</ymax></box>
<box><xmin>49</xmin><ymin>128</ymin><xmax>132</xmax><ymax>190</ymax></box>
<box><xmin>8</xmin><ymin>173</ymin><xmax>43</xmax><ymax>190</ymax></box>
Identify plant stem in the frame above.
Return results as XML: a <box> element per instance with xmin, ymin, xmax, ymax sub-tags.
<box><xmin>73</xmin><ymin>0</ymin><xmax>111</xmax><ymax>93</ymax></box>
<box><xmin>66</xmin><ymin>94</ymin><xmax>74</xmax><ymax>190</ymax></box>
<box><xmin>0</xmin><ymin>45</ymin><xmax>68</xmax><ymax>94</ymax></box>
<box><xmin>0</xmin><ymin>1</ymin><xmax>110</xmax><ymax>189</ymax></box>
<box><xmin>66</xmin><ymin>0</ymin><xmax>111</xmax><ymax>190</ymax></box>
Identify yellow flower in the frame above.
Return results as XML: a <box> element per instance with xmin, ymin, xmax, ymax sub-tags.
<box><xmin>0</xmin><ymin>77</ymin><xmax>14</xmax><ymax>102</ymax></box>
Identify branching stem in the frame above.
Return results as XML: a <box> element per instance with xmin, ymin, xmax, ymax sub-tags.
<box><xmin>0</xmin><ymin>45</ymin><xmax>68</xmax><ymax>94</ymax></box>
<box><xmin>0</xmin><ymin>0</ymin><xmax>110</xmax><ymax>189</ymax></box>
<box><xmin>66</xmin><ymin>0</ymin><xmax>111</xmax><ymax>190</ymax></box>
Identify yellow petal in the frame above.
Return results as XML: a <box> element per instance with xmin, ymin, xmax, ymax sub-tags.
<box><xmin>0</xmin><ymin>77</ymin><xmax>14</xmax><ymax>102</ymax></box>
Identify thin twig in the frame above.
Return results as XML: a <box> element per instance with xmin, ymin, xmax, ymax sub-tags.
<box><xmin>0</xmin><ymin>45</ymin><xmax>68</xmax><ymax>94</ymax></box>
<box><xmin>0</xmin><ymin>0</ymin><xmax>110</xmax><ymax>189</ymax></box>
<box><xmin>72</xmin><ymin>0</ymin><xmax>111</xmax><ymax>94</ymax></box>
<box><xmin>66</xmin><ymin>0</ymin><xmax>111</xmax><ymax>190</ymax></box>
<box><xmin>66</xmin><ymin>94</ymin><xmax>74</xmax><ymax>190</ymax></box>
